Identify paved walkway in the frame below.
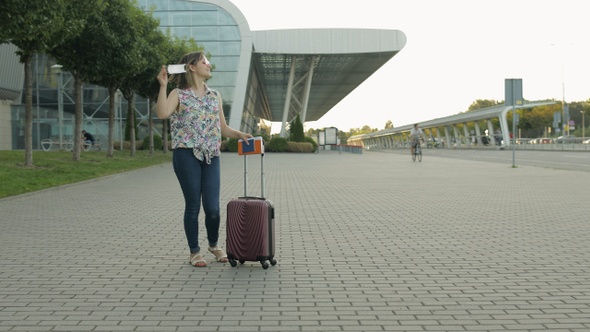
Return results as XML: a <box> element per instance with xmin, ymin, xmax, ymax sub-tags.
<box><xmin>1</xmin><ymin>150</ymin><xmax>589</xmax><ymax>332</ymax></box>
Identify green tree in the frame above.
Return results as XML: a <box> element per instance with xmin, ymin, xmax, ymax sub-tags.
<box><xmin>385</xmin><ymin>120</ymin><xmax>394</xmax><ymax>129</ymax></box>
<box><xmin>567</xmin><ymin>101</ymin><xmax>590</xmax><ymax>138</ymax></box>
<box><xmin>60</xmin><ymin>0</ymin><xmax>135</xmax><ymax>157</ymax></box>
<box><xmin>80</xmin><ymin>0</ymin><xmax>160</xmax><ymax>157</ymax></box>
<box><xmin>466</xmin><ymin>99</ymin><xmax>501</xmax><ymax>112</ymax></box>
<box><xmin>361</xmin><ymin>125</ymin><xmax>377</xmax><ymax>134</ymax></box>
<box><xmin>52</xmin><ymin>0</ymin><xmax>150</xmax><ymax>160</ymax></box>
<box><xmin>0</xmin><ymin>0</ymin><xmax>103</xmax><ymax>166</ymax></box>
<box><xmin>306</xmin><ymin>128</ymin><xmax>319</xmax><ymax>137</ymax></box>
<box><xmin>118</xmin><ymin>2</ymin><xmax>170</xmax><ymax>157</ymax></box>
<box><xmin>518</xmin><ymin>103</ymin><xmax>556</xmax><ymax>137</ymax></box>
<box><xmin>463</xmin><ymin>99</ymin><xmax>503</xmax><ymax>137</ymax></box>
<box><xmin>290</xmin><ymin>114</ymin><xmax>304</xmax><ymax>142</ymax></box>
<box><xmin>338</xmin><ymin>130</ymin><xmax>348</xmax><ymax>144</ymax></box>
<box><xmin>133</xmin><ymin>25</ymin><xmax>168</xmax><ymax>156</ymax></box>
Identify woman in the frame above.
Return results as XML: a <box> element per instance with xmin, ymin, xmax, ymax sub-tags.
<box><xmin>156</xmin><ymin>51</ymin><xmax>252</xmax><ymax>267</ymax></box>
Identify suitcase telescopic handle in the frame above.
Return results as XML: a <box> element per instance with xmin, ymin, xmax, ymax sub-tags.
<box><xmin>243</xmin><ymin>152</ymin><xmax>265</xmax><ymax>198</ymax></box>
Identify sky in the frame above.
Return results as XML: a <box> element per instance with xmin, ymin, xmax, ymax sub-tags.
<box><xmin>229</xmin><ymin>0</ymin><xmax>590</xmax><ymax>133</ymax></box>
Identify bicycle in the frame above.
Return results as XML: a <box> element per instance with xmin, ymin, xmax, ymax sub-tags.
<box><xmin>82</xmin><ymin>139</ymin><xmax>102</xmax><ymax>151</ymax></box>
<box><xmin>426</xmin><ymin>138</ymin><xmax>441</xmax><ymax>149</ymax></box>
<box><xmin>412</xmin><ymin>141</ymin><xmax>422</xmax><ymax>162</ymax></box>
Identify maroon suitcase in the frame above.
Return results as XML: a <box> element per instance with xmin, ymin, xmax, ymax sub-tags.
<box><xmin>226</xmin><ymin>150</ymin><xmax>276</xmax><ymax>269</ymax></box>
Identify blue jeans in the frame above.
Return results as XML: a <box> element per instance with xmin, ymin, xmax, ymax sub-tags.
<box><xmin>172</xmin><ymin>148</ymin><xmax>221</xmax><ymax>254</ymax></box>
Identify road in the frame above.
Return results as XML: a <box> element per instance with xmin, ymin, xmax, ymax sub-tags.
<box><xmin>384</xmin><ymin>148</ymin><xmax>590</xmax><ymax>172</ymax></box>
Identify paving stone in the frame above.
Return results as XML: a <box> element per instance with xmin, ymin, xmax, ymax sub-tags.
<box><xmin>1</xmin><ymin>150</ymin><xmax>589</xmax><ymax>331</ymax></box>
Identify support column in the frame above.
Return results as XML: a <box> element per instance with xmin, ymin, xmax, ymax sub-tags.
<box><xmin>300</xmin><ymin>56</ymin><xmax>316</xmax><ymax>124</ymax></box>
<box><xmin>487</xmin><ymin>120</ymin><xmax>496</xmax><ymax>145</ymax></box>
<box><xmin>499</xmin><ymin>112</ymin><xmax>511</xmax><ymax>147</ymax></box>
<box><xmin>474</xmin><ymin>122</ymin><xmax>482</xmax><ymax>145</ymax></box>
<box><xmin>280</xmin><ymin>56</ymin><xmax>297</xmax><ymax>138</ymax></box>
<box><xmin>463</xmin><ymin>123</ymin><xmax>470</xmax><ymax>146</ymax></box>
<box><xmin>432</xmin><ymin>128</ymin><xmax>441</xmax><ymax>148</ymax></box>
<box><xmin>453</xmin><ymin>125</ymin><xmax>460</xmax><ymax>147</ymax></box>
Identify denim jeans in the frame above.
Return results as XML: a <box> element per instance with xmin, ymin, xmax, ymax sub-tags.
<box><xmin>172</xmin><ymin>148</ymin><xmax>221</xmax><ymax>254</ymax></box>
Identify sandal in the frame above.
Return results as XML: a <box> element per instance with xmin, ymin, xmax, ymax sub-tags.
<box><xmin>208</xmin><ymin>246</ymin><xmax>228</xmax><ymax>263</ymax></box>
<box><xmin>189</xmin><ymin>253</ymin><xmax>207</xmax><ymax>267</ymax></box>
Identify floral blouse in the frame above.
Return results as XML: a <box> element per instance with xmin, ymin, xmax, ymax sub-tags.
<box><xmin>169</xmin><ymin>87</ymin><xmax>222</xmax><ymax>164</ymax></box>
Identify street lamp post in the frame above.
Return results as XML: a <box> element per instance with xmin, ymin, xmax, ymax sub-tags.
<box><xmin>581</xmin><ymin>110</ymin><xmax>586</xmax><ymax>143</ymax></box>
<box><xmin>51</xmin><ymin>64</ymin><xmax>64</xmax><ymax>148</ymax></box>
<box><xmin>550</xmin><ymin>43</ymin><xmax>571</xmax><ymax>136</ymax></box>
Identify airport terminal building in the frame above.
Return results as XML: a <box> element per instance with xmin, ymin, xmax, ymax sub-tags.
<box><xmin>0</xmin><ymin>0</ymin><xmax>406</xmax><ymax>150</ymax></box>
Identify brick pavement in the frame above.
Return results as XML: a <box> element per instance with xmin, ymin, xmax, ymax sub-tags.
<box><xmin>1</xmin><ymin>150</ymin><xmax>589</xmax><ymax>331</ymax></box>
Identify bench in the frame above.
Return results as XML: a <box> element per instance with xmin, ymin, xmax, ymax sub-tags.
<box><xmin>41</xmin><ymin>138</ymin><xmax>102</xmax><ymax>151</ymax></box>
<box><xmin>41</xmin><ymin>138</ymin><xmax>74</xmax><ymax>151</ymax></box>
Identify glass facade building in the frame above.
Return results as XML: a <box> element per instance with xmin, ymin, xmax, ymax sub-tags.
<box><xmin>141</xmin><ymin>0</ymin><xmax>242</xmax><ymax>119</ymax></box>
<box><xmin>142</xmin><ymin>0</ymin><xmax>262</xmax><ymax>134</ymax></box>
<box><xmin>0</xmin><ymin>0</ymin><xmax>406</xmax><ymax>150</ymax></box>
<box><xmin>1</xmin><ymin>0</ymin><xmax>260</xmax><ymax>150</ymax></box>
<box><xmin>139</xmin><ymin>0</ymin><xmax>263</xmax><ymax>134</ymax></box>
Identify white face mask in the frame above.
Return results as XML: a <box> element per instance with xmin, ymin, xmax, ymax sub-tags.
<box><xmin>167</xmin><ymin>64</ymin><xmax>186</xmax><ymax>74</ymax></box>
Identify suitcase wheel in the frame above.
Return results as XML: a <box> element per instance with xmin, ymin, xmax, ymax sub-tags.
<box><xmin>227</xmin><ymin>254</ymin><xmax>276</xmax><ymax>269</ymax></box>
<box><xmin>229</xmin><ymin>259</ymin><xmax>237</xmax><ymax>267</ymax></box>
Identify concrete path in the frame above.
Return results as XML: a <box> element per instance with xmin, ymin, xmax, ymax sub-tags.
<box><xmin>1</xmin><ymin>150</ymin><xmax>589</xmax><ymax>331</ymax></box>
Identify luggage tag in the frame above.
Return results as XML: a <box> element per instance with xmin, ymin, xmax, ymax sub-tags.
<box><xmin>238</xmin><ymin>137</ymin><xmax>264</xmax><ymax>155</ymax></box>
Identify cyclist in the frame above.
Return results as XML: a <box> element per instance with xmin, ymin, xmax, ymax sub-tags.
<box><xmin>409</xmin><ymin>123</ymin><xmax>424</xmax><ymax>157</ymax></box>
<box><xmin>81</xmin><ymin>130</ymin><xmax>96</xmax><ymax>148</ymax></box>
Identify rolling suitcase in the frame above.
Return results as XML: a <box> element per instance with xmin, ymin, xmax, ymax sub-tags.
<box><xmin>226</xmin><ymin>138</ymin><xmax>277</xmax><ymax>269</ymax></box>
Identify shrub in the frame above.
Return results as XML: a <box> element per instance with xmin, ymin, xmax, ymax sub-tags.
<box><xmin>225</xmin><ymin>138</ymin><xmax>239</xmax><ymax>152</ymax></box>
<box><xmin>258</xmin><ymin>133</ymin><xmax>271</xmax><ymax>142</ymax></box>
<box><xmin>221</xmin><ymin>134</ymin><xmax>313</xmax><ymax>153</ymax></box>
<box><xmin>142</xmin><ymin>135</ymin><xmax>163</xmax><ymax>150</ymax></box>
<box><xmin>267</xmin><ymin>137</ymin><xmax>289</xmax><ymax>152</ymax></box>
<box><xmin>114</xmin><ymin>141</ymin><xmax>143</xmax><ymax>150</ymax></box>
<box><xmin>304</xmin><ymin>136</ymin><xmax>318</xmax><ymax>152</ymax></box>
<box><xmin>287</xmin><ymin>142</ymin><xmax>313</xmax><ymax>152</ymax></box>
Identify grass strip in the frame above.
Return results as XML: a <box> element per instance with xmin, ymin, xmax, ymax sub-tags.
<box><xmin>0</xmin><ymin>150</ymin><xmax>172</xmax><ymax>199</ymax></box>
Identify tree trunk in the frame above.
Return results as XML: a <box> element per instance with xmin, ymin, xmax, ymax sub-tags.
<box><xmin>148</xmin><ymin>98</ymin><xmax>154</xmax><ymax>155</ymax></box>
<box><xmin>162</xmin><ymin>120</ymin><xmax>169</xmax><ymax>154</ymax></box>
<box><xmin>107</xmin><ymin>87</ymin><xmax>115</xmax><ymax>158</ymax></box>
<box><xmin>128</xmin><ymin>93</ymin><xmax>136</xmax><ymax>157</ymax></box>
<box><xmin>23</xmin><ymin>54</ymin><xmax>33</xmax><ymax>166</ymax></box>
<box><xmin>72</xmin><ymin>74</ymin><xmax>83</xmax><ymax>161</ymax></box>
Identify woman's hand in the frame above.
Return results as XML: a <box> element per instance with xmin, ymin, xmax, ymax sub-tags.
<box><xmin>156</xmin><ymin>65</ymin><xmax>168</xmax><ymax>87</ymax></box>
<box><xmin>238</xmin><ymin>132</ymin><xmax>253</xmax><ymax>143</ymax></box>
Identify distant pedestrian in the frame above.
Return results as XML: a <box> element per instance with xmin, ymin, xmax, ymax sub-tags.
<box><xmin>409</xmin><ymin>123</ymin><xmax>424</xmax><ymax>157</ymax></box>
